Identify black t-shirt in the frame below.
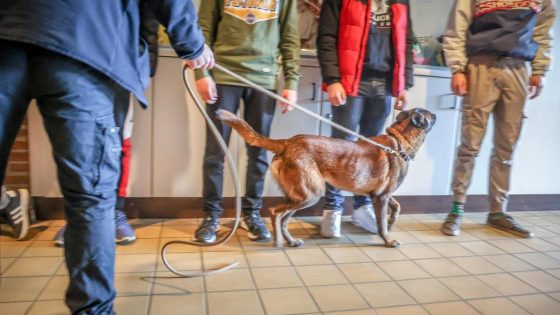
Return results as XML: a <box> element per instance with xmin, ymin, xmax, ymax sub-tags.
<box><xmin>361</xmin><ymin>0</ymin><xmax>394</xmax><ymax>81</ymax></box>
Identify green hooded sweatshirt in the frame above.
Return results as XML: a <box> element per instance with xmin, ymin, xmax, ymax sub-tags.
<box><xmin>195</xmin><ymin>0</ymin><xmax>300</xmax><ymax>91</ymax></box>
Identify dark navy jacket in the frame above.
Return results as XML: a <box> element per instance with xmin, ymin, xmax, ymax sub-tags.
<box><xmin>0</xmin><ymin>0</ymin><xmax>205</xmax><ymax>106</ymax></box>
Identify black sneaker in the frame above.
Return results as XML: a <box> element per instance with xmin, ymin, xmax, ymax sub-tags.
<box><xmin>193</xmin><ymin>215</ymin><xmax>220</xmax><ymax>243</ymax></box>
<box><xmin>242</xmin><ymin>211</ymin><xmax>271</xmax><ymax>242</ymax></box>
<box><xmin>2</xmin><ymin>189</ymin><xmax>30</xmax><ymax>240</ymax></box>
<box><xmin>441</xmin><ymin>212</ymin><xmax>463</xmax><ymax>236</ymax></box>
<box><xmin>487</xmin><ymin>213</ymin><xmax>534</xmax><ymax>238</ymax></box>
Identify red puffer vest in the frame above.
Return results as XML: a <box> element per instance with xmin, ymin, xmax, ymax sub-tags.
<box><xmin>338</xmin><ymin>0</ymin><xmax>409</xmax><ymax>97</ymax></box>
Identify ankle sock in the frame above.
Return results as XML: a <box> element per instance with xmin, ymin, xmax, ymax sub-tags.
<box><xmin>450</xmin><ymin>201</ymin><xmax>464</xmax><ymax>216</ymax></box>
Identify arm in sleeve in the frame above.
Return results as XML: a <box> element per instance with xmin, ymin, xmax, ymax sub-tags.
<box><xmin>194</xmin><ymin>0</ymin><xmax>220</xmax><ymax>79</ymax></box>
<box><xmin>531</xmin><ymin>0</ymin><xmax>556</xmax><ymax>76</ymax></box>
<box><xmin>405</xmin><ymin>3</ymin><xmax>414</xmax><ymax>89</ymax></box>
<box><xmin>279</xmin><ymin>0</ymin><xmax>301</xmax><ymax>91</ymax></box>
<box><xmin>442</xmin><ymin>0</ymin><xmax>473</xmax><ymax>73</ymax></box>
<box><xmin>317</xmin><ymin>0</ymin><xmax>342</xmax><ymax>85</ymax></box>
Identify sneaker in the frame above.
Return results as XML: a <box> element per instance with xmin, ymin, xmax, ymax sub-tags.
<box><xmin>193</xmin><ymin>214</ymin><xmax>220</xmax><ymax>243</ymax></box>
<box><xmin>441</xmin><ymin>212</ymin><xmax>463</xmax><ymax>236</ymax></box>
<box><xmin>242</xmin><ymin>211</ymin><xmax>272</xmax><ymax>242</ymax></box>
<box><xmin>53</xmin><ymin>226</ymin><xmax>65</xmax><ymax>247</ymax></box>
<box><xmin>352</xmin><ymin>205</ymin><xmax>378</xmax><ymax>234</ymax></box>
<box><xmin>115</xmin><ymin>209</ymin><xmax>136</xmax><ymax>245</ymax></box>
<box><xmin>321</xmin><ymin>209</ymin><xmax>342</xmax><ymax>238</ymax></box>
<box><xmin>487</xmin><ymin>213</ymin><xmax>534</xmax><ymax>238</ymax></box>
<box><xmin>2</xmin><ymin>189</ymin><xmax>30</xmax><ymax>240</ymax></box>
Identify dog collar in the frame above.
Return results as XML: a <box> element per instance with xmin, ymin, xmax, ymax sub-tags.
<box><xmin>386</xmin><ymin>130</ymin><xmax>414</xmax><ymax>162</ymax></box>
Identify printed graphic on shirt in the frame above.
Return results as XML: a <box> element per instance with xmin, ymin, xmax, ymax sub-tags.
<box><xmin>371</xmin><ymin>0</ymin><xmax>391</xmax><ymax>28</ymax></box>
<box><xmin>474</xmin><ymin>0</ymin><xmax>542</xmax><ymax>17</ymax></box>
<box><xmin>224</xmin><ymin>0</ymin><xmax>280</xmax><ymax>24</ymax></box>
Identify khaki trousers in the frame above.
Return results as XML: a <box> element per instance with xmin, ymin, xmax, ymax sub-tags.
<box><xmin>452</xmin><ymin>55</ymin><xmax>529</xmax><ymax>212</ymax></box>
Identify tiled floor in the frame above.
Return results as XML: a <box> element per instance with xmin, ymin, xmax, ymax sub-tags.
<box><xmin>1</xmin><ymin>211</ymin><xmax>560</xmax><ymax>315</ymax></box>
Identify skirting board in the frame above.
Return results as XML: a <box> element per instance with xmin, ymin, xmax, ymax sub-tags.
<box><xmin>33</xmin><ymin>194</ymin><xmax>560</xmax><ymax>220</ymax></box>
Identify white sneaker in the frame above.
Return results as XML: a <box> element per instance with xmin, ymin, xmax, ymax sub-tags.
<box><xmin>321</xmin><ymin>209</ymin><xmax>342</xmax><ymax>238</ymax></box>
<box><xmin>352</xmin><ymin>205</ymin><xmax>378</xmax><ymax>234</ymax></box>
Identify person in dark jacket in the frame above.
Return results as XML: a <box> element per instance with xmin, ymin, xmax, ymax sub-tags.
<box><xmin>0</xmin><ymin>1</ymin><xmax>213</xmax><ymax>314</ymax></box>
<box><xmin>317</xmin><ymin>0</ymin><xmax>414</xmax><ymax>238</ymax></box>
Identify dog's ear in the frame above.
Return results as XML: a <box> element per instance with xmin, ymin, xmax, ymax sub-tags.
<box><xmin>411</xmin><ymin>111</ymin><xmax>429</xmax><ymax>129</ymax></box>
<box><xmin>396</xmin><ymin>111</ymin><xmax>409</xmax><ymax>122</ymax></box>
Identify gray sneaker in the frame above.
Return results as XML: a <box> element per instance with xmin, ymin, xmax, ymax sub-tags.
<box><xmin>441</xmin><ymin>212</ymin><xmax>463</xmax><ymax>236</ymax></box>
<box><xmin>487</xmin><ymin>213</ymin><xmax>534</xmax><ymax>238</ymax></box>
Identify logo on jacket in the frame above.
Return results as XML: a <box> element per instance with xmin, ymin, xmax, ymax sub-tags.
<box><xmin>474</xmin><ymin>0</ymin><xmax>542</xmax><ymax>17</ymax></box>
<box><xmin>371</xmin><ymin>0</ymin><xmax>391</xmax><ymax>28</ymax></box>
<box><xmin>224</xmin><ymin>0</ymin><xmax>280</xmax><ymax>25</ymax></box>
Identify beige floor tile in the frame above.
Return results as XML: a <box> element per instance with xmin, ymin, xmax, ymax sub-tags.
<box><xmin>160</xmin><ymin>225</ymin><xmax>198</xmax><ymax>238</ymax></box>
<box><xmin>238</xmin><ymin>238</ymin><xmax>277</xmax><ymax>251</ymax></box>
<box><xmin>0</xmin><ymin>240</ymin><xmax>33</xmax><ymax>257</ymax></box>
<box><xmin>361</xmin><ymin>247</ymin><xmax>409</xmax><ymax>262</ymax></box>
<box><xmin>439</xmin><ymin>276</ymin><xmax>500</xmax><ymax>299</ymax></box>
<box><xmin>450</xmin><ymin>256</ymin><xmax>503</xmax><ymax>274</ymax></box>
<box><xmin>115</xmin><ymin>272</ymin><xmax>153</xmax><ymax>296</ymax></box>
<box><xmin>446</xmin><ymin>229</ymin><xmax>482</xmax><ymax>242</ymax></box>
<box><xmin>375</xmin><ymin>305</ymin><xmax>428</xmax><ymax>315</ymax></box>
<box><xmin>200</xmin><ymin>236</ymin><xmax>243</xmax><ymax>252</ymax></box>
<box><xmin>1</xmin><ymin>257</ymin><xmax>15</xmax><ymax>273</ymax></box>
<box><xmin>483</xmin><ymin>254</ymin><xmax>537</xmax><ymax>272</ymax></box>
<box><xmin>396</xmin><ymin>221</ymin><xmax>431</xmax><ymax>231</ymax></box>
<box><xmin>529</xmin><ymin>227</ymin><xmax>559</xmax><ymax>238</ymax></box>
<box><xmin>245</xmin><ymin>250</ymin><xmax>291</xmax><ymax>267</ymax></box>
<box><xmin>477</xmin><ymin>273</ymin><xmax>538</xmax><ymax>295</ymax></box>
<box><xmin>296</xmin><ymin>265</ymin><xmax>349</xmax><ymax>286</ymax></box>
<box><xmin>38</xmin><ymin>275</ymin><xmax>68</xmax><ymax>300</ymax></box>
<box><xmin>161</xmin><ymin>218</ymin><xmax>201</xmax><ymax>226</ymax></box>
<box><xmin>515</xmin><ymin>252</ymin><xmax>560</xmax><ymax>269</ymax></box>
<box><xmin>377</xmin><ymin>260</ymin><xmax>430</xmax><ymax>280</ymax></box>
<box><xmin>419</xmin><ymin>219</ymin><xmax>445</xmax><ymax>230</ymax></box>
<box><xmin>133</xmin><ymin>225</ymin><xmax>162</xmax><ymax>239</ymax></box>
<box><xmin>428</xmin><ymin>242</ymin><xmax>475</xmax><ymax>257</ymax></box>
<box><xmin>487</xmin><ymin>239</ymin><xmax>535</xmax><ymax>254</ymax></box>
<box><xmin>341</xmin><ymin>221</ymin><xmax>371</xmax><ymax>234</ymax></box>
<box><xmin>467</xmin><ymin>228</ymin><xmax>510</xmax><ymax>240</ymax></box>
<box><xmin>158</xmin><ymin>238</ymin><xmax>202</xmax><ymax>253</ymax></box>
<box><xmin>399</xmin><ymin>244</ymin><xmax>442</xmax><ymax>260</ymax></box>
<box><xmin>324</xmin><ymin>247</ymin><xmax>371</xmax><ymax>263</ymax></box>
<box><xmin>338</xmin><ymin>263</ymin><xmax>391</xmax><ymax>283</ymax></box>
<box><xmin>409</xmin><ymin>230</ymin><xmax>457</xmax><ymax>243</ymax></box>
<box><xmin>202</xmin><ymin>251</ymin><xmax>247</xmax><ymax>269</ymax></box>
<box><xmin>259</xmin><ymin>287</ymin><xmax>319</xmax><ymax>315</ymax></box>
<box><xmin>414</xmin><ymin>258</ymin><xmax>469</xmax><ymax>277</ymax></box>
<box><xmin>205</xmin><ymin>268</ymin><xmax>255</xmax><ymax>292</ymax></box>
<box><xmin>0</xmin><ymin>276</ymin><xmax>50</xmax><ymax>302</ymax></box>
<box><xmin>324</xmin><ymin>309</ymin><xmax>376</xmax><ymax>315</ymax></box>
<box><xmin>458</xmin><ymin>241</ymin><xmax>506</xmax><ymax>255</ymax></box>
<box><xmin>513</xmin><ymin>270</ymin><xmax>560</xmax><ymax>292</ymax></box>
<box><xmin>116</xmin><ymin>253</ymin><xmax>158</xmax><ymax>273</ymax></box>
<box><xmin>20</xmin><ymin>241</ymin><xmax>64</xmax><ymax>257</ymax></box>
<box><xmin>207</xmin><ymin>290</ymin><xmax>263</xmax><ymax>315</ymax></box>
<box><xmin>509</xmin><ymin>294</ymin><xmax>560</xmax><ymax>315</ymax></box>
<box><xmin>114</xmin><ymin>295</ymin><xmax>150</xmax><ymax>315</ymax></box>
<box><xmin>0</xmin><ymin>302</ymin><xmax>32</xmax><ymax>315</ymax></box>
<box><xmin>347</xmin><ymin>233</ymin><xmax>387</xmax><ymax>246</ymax></box>
<box><xmin>35</xmin><ymin>226</ymin><xmax>62</xmax><ymax>241</ymax></box>
<box><xmin>546</xmin><ymin>251</ymin><xmax>560</xmax><ymax>261</ymax></box>
<box><xmin>252</xmin><ymin>266</ymin><xmax>303</xmax><ymax>289</ymax></box>
<box><xmin>129</xmin><ymin>218</ymin><xmax>163</xmax><ymax>226</ymax></box>
<box><xmin>150</xmin><ymin>293</ymin><xmax>205</xmax><ymax>315</ymax></box>
<box><xmin>386</xmin><ymin>231</ymin><xmax>422</xmax><ymax>244</ymax></box>
<box><xmin>155</xmin><ymin>252</ymin><xmax>200</xmax><ymax>272</ymax></box>
<box><xmin>517</xmin><ymin>238</ymin><xmax>560</xmax><ymax>252</ymax></box>
<box><xmin>150</xmin><ymin>271</ymin><xmax>204</xmax><ymax>294</ymax></box>
<box><xmin>285</xmin><ymin>248</ymin><xmax>332</xmax><ymax>265</ymax></box>
<box><xmin>309</xmin><ymin>284</ymin><xmax>369</xmax><ymax>312</ymax></box>
<box><xmin>544</xmin><ymin>237</ymin><xmax>560</xmax><ymax>247</ymax></box>
<box><xmin>546</xmin><ymin>268</ymin><xmax>560</xmax><ymax>279</ymax></box>
<box><xmin>423</xmin><ymin>301</ymin><xmax>479</xmax><ymax>315</ymax></box>
<box><xmin>312</xmin><ymin>235</ymin><xmax>355</xmax><ymax>247</ymax></box>
<box><xmin>27</xmin><ymin>299</ymin><xmax>69</xmax><ymax>315</ymax></box>
<box><xmin>548</xmin><ymin>292</ymin><xmax>560</xmax><ymax>302</ymax></box>
<box><xmin>468</xmin><ymin>297</ymin><xmax>529</xmax><ymax>315</ymax></box>
<box><xmin>398</xmin><ymin>278</ymin><xmax>459</xmax><ymax>303</ymax></box>
<box><xmin>116</xmin><ymin>239</ymin><xmax>159</xmax><ymax>254</ymax></box>
<box><xmin>3</xmin><ymin>256</ymin><xmax>62</xmax><ymax>277</ymax></box>
<box><xmin>355</xmin><ymin>282</ymin><xmax>415</xmax><ymax>308</ymax></box>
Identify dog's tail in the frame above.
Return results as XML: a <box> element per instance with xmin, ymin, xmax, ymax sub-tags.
<box><xmin>216</xmin><ymin>109</ymin><xmax>286</xmax><ymax>154</ymax></box>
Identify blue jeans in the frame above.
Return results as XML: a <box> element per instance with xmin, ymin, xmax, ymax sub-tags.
<box><xmin>203</xmin><ymin>84</ymin><xmax>276</xmax><ymax>216</ymax></box>
<box><xmin>325</xmin><ymin>79</ymin><xmax>392</xmax><ymax>212</ymax></box>
<box><xmin>0</xmin><ymin>40</ymin><xmax>128</xmax><ymax>314</ymax></box>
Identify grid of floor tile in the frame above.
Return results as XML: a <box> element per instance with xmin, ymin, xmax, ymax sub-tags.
<box><xmin>1</xmin><ymin>211</ymin><xmax>560</xmax><ymax>315</ymax></box>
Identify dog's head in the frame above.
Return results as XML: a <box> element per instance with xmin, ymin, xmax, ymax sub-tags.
<box><xmin>393</xmin><ymin>108</ymin><xmax>437</xmax><ymax>133</ymax></box>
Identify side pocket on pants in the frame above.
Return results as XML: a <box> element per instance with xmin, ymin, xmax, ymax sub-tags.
<box><xmin>93</xmin><ymin>114</ymin><xmax>121</xmax><ymax>197</ymax></box>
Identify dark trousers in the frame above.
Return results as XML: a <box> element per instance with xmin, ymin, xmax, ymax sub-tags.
<box><xmin>203</xmin><ymin>84</ymin><xmax>276</xmax><ymax>216</ymax></box>
<box><xmin>325</xmin><ymin>79</ymin><xmax>392</xmax><ymax>212</ymax></box>
<box><xmin>0</xmin><ymin>40</ymin><xmax>128</xmax><ymax>314</ymax></box>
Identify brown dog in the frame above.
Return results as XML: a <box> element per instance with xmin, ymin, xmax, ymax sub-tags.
<box><xmin>217</xmin><ymin>108</ymin><xmax>436</xmax><ymax>248</ymax></box>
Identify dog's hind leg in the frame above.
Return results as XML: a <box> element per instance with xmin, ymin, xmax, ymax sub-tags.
<box><xmin>280</xmin><ymin>196</ymin><xmax>321</xmax><ymax>247</ymax></box>
<box><xmin>387</xmin><ymin>197</ymin><xmax>401</xmax><ymax>232</ymax></box>
<box><xmin>270</xmin><ymin>207</ymin><xmax>285</xmax><ymax>248</ymax></box>
<box><xmin>372</xmin><ymin>194</ymin><xmax>400</xmax><ymax>248</ymax></box>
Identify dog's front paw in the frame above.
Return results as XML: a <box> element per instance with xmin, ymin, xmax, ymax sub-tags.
<box><xmin>384</xmin><ymin>240</ymin><xmax>401</xmax><ymax>248</ymax></box>
<box><xmin>274</xmin><ymin>240</ymin><xmax>284</xmax><ymax>248</ymax></box>
<box><xmin>288</xmin><ymin>239</ymin><xmax>304</xmax><ymax>248</ymax></box>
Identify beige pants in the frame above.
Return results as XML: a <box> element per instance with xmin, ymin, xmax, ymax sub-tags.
<box><xmin>452</xmin><ymin>55</ymin><xmax>529</xmax><ymax>212</ymax></box>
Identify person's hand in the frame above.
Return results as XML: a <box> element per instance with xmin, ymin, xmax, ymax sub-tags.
<box><xmin>196</xmin><ymin>76</ymin><xmax>218</xmax><ymax>104</ymax></box>
<box><xmin>451</xmin><ymin>72</ymin><xmax>468</xmax><ymax>96</ymax></box>
<box><xmin>327</xmin><ymin>83</ymin><xmax>347</xmax><ymax>106</ymax></box>
<box><xmin>279</xmin><ymin>89</ymin><xmax>297</xmax><ymax>113</ymax></box>
<box><xmin>184</xmin><ymin>44</ymin><xmax>215</xmax><ymax>70</ymax></box>
<box><xmin>529</xmin><ymin>74</ymin><xmax>543</xmax><ymax>99</ymax></box>
<box><xmin>394</xmin><ymin>90</ymin><xmax>408</xmax><ymax>110</ymax></box>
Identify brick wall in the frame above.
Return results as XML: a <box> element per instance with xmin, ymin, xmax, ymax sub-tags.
<box><xmin>5</xmin><ymin>118</ymin><xmax>30</xmax><ymax>190</ymax></box>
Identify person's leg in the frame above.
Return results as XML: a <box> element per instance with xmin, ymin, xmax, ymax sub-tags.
<box><xmin>442</xmin><ymin>56</ymin><xmax>500</xmax><ymax>236</ymax></box>
<box><xmin>0</xmin><ymin>40</ymin><xmax>32</xmax><ymax>240</ymax></box>
<box><xmin>32</xmin><ymin>48</ymin><xmax>127</xmax><ymax>314</ymax></box>
<box><xmin>486</xmin><ymin>57</ymin><xmax>533</xmax><ymax>238</ymax></box>
<box><xmin>196</xmin><ymin>84</ymin><xmax>243</xmax><ymax>243</ymax></box>
<box><xmin>240</xmin><ymin>87</ymin><xmax>276</xmax><ymax>241</ymax></box>
<box><xmin>0</xmin><ymin>185</ymin><xmax>8</xmax><ymax>209</ymax></box>
<box><xmin>322</xmin><ymin>94</ymin><xmax>365</xmax><ymax>237</ymax></box>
